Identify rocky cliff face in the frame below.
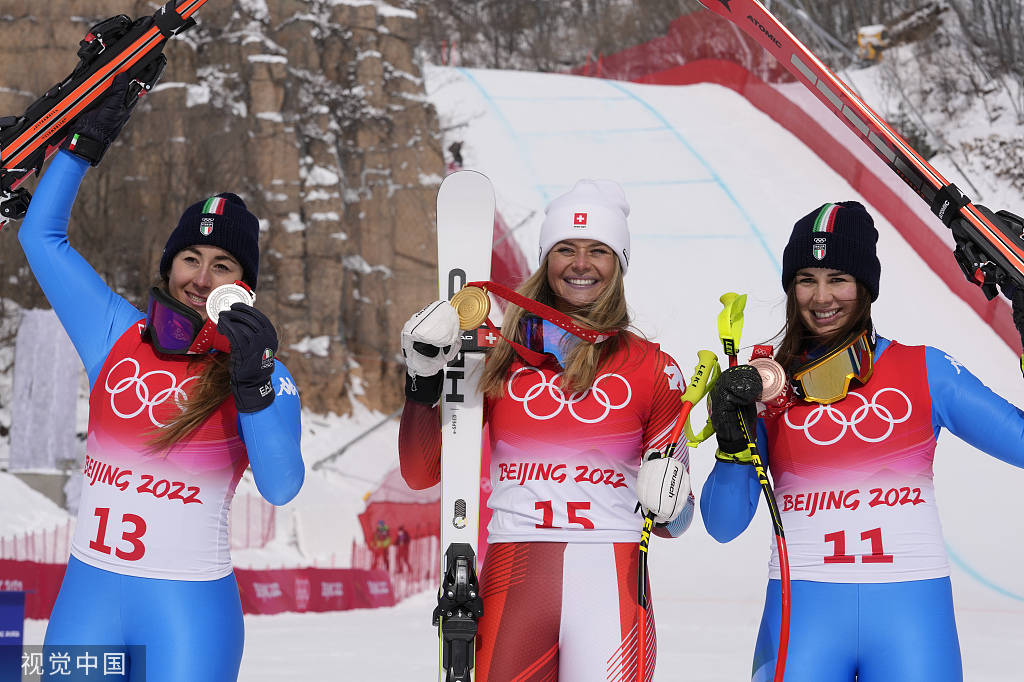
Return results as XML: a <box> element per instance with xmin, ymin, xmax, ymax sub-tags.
<box><xmin>0</xmin><ymin>0</ymin><xmax>440</xmax><ymax>415</ymax></box>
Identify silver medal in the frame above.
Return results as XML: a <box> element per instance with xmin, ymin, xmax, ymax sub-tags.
<box><xmin>206</xmin><ymin>283</ymin><xmax>255</xmax><ymax>323</ymax></box>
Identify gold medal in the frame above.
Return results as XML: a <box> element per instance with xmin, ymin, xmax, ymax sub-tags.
<box><xmin>450</xmin><ymin>286</ymin><xmax>490</xmax><ymax>330</ymax></box>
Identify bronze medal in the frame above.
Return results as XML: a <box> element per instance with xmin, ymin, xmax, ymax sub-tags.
<box><xmin>749</xmin><ymin>356</ymin><xmax>787</xmax><ymax>401</ymax></box>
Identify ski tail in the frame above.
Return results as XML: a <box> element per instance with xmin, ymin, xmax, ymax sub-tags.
<box><xmin>0</xmin><ymin>0</ymin><xmax>207</xmax><ymax>228</ymax></box>
<box><xmin>697</xmin><ymin>0</ymin><xmax>1024</xmax><ymax>300</ymax></box>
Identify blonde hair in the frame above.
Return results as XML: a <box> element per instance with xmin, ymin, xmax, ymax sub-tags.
<box><xmin>146</xmin><ymin>282</ymin><xmax>235</xmax><ymax>451</ymax></box>
<box><xmin>479</xmin><ymin>255</ymin><xmax>631</xmax><ymax>397</ymax></box>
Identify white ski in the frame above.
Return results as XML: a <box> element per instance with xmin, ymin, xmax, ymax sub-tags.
<box><xmin>433</xmin><ymin>169</ymin><xmax>494</xmax><ymax>682</ymax></box>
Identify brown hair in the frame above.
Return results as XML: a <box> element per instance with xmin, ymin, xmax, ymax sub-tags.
<box><xmin>479</xmin><ymin>254</ymin><xmax>631</xmax><ymax>397</ymax></box>
<box><xmin>146</xmin><ymin>282</ymin><xmax>234</xmax><ymax>451</ymax></box>
<box><xmin>772</xmin><ymin>279</ymin><xmax>873</xmax><ymax>371</ymax></box>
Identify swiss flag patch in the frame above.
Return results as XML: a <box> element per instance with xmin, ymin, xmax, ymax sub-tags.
<box><xmin>573</xmin><ymin>212</ymin><xmax>588</xmax><ymax>227</ymax></box>
<box><xmin>478</xmin><ymin>328</ymin><xmax>499</xmax><ymax>347</ymax></box>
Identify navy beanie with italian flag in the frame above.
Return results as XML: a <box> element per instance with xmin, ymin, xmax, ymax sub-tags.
<box><xmin>781</xmin><ymin>200</ymin><xmax>880</xmax><ymax>301</ymax></box>
<box><xmin>159</xmin><ymin>193</ymin><xmax>261</xmax><ymax>286</ymax></box>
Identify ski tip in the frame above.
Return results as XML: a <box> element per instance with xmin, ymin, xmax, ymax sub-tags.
<box><xmin>438</xmin><ymin>169</ymin><xmax>495</xmax><ymax>201</ymax></box>
<box><xmin>441</xmin><ymin>168</ymin><xmax>491</xmax><ymax>184</ymax></box>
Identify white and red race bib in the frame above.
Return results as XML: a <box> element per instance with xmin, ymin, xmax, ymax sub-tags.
<box><xmin>485</xmin><ymin>334</ymin><xmax>688</xmax><ymax>543</ymax></box>
<box><xmin>764</xmin><ymin>342</ymin><xmax>948</xmax><ymax>582</ymax></box>
<box><xmin>72</xmin><ymin>322</ymin><xmax>248</xmax><ymax>580</ymax></box>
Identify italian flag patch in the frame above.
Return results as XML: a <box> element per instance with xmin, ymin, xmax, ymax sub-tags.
<box><xmin>811</xmin><ymin>203</ymin><xmax>838</xmax><ymax>260</ymax></box>
<box><xmin>202</xmin><ymin>196</ymin><xmax>227</xmax><ymax>215</ymax></box>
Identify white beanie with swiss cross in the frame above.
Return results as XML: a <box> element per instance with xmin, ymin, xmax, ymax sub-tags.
<box><xmin>538</xmin><ymin>179</ymin><xmax>631</xmax><ymax>273</ymax></box>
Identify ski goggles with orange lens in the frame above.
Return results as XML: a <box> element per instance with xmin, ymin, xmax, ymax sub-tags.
<box><xmin>791</xmin><ymin>329</ymin><xmax>875</xmax><ymax>404</ymax></box>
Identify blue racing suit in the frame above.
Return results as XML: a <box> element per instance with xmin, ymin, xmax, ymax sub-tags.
<box><xmin>701</xmin><ymin>336</ymin><xmax>1024</xmax><ymax>682</ymax></box>
<box><xmin>20</xmin><ymin>151</ymin><xmax>305</xmax><ymax>682</ymax></box>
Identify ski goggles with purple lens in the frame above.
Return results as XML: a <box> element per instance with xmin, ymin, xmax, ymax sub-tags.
<box><xmin>519</xmin><ymin>315</ymin><xmax>581</xmax><ymax>366</ymax></box>
<box><xmin>145</xmin><ymin>287</ymin><xmax>230</xmax><ymax>355</ymax></box>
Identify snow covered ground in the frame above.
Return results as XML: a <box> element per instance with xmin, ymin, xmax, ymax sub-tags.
<box><xmin>9</xmin><ymin>63</ymin><xmax>1024</xmax><ymax>680</ymax></box>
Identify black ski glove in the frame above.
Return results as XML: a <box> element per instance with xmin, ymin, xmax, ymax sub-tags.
<box><xmin>217</xmin><ymin>303</ymin><xmax>278</xmax><ymax>413</ymax></box>
<box><xmin>60</xmin><ymin>64</ymin><xmax>161</xmax><ymax>165</ymax></box>
<box><xmin>404</xmin><ymin>371</ymin><xmax>444</xmax><ymax>406</ymax></box>
<box><xmin>710</xmin><ymin>365</ymin><xmax>762</xmax><ymax>464</ymax></box>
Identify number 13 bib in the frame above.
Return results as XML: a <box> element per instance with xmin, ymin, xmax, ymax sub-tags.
<box><xmin>72</xmin><ymin>322</ymin><xmax>248</xmax><ymax>581</ymax></box>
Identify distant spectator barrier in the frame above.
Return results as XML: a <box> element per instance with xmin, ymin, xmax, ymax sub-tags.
<box><xmin>0</xmin><ymin>559</ymin><xmax>398</xmax><ymax>618</ymax></box>
<box><xmin>0</xmin><ymin>520</ymin><xmax>73</xmax><ymax>564</ymax></box>
<box><xmin>350</xmin><ymin>535</ymin><xmax>438</xmax><ymax>602</ymax></box>
<box><xmin>229</xmin><ymin>494</ymin><xmax>276</xmax><ymax>550</ymax></box>
<box><xmin>0</xmin><ymin>503</ymin><xmax>428</xmax><ymax>620</ymax></box>
<box><xmin>234</xmin><ymin>566</ymin><xmax>395</xmax><ymax>615</ymax></box>
<box><xmin>0</xmin><ymin>561</ymin><xmax>66</xmax><ymax>620</ymax></box>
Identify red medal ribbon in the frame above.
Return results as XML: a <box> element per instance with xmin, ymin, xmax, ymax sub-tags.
<box><xmin>465</xmin><ymin>280</ymin><xmax>618</xmax><ymax>344</ymax></box>
<box><xmin>463</xmin><ymin>280</ymin><xmax>619</xmax><ymax>367</ymax></box>
<box><xmin>186</xmin><ymin>319</ymin><xmax>232</xmax><ymax>354</ymax></box>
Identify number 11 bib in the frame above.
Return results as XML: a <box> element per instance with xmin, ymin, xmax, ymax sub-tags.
<box><xmin>763</xmin><ymin>342</ymin><xmax>948</xmax><ymax>582</ymax></box>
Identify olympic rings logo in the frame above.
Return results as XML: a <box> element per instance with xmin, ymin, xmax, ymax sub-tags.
<box><xmin>783</xmin><ymin>388</ymin><xmax>913</xmax><ymax>445</ymax></box>
<box><xmin>104</xmin><ymin>358</ymin><xmax>197</xmax><ymax>428</ymax></box>
<box><xmin>506</xmin><ymin>367</ymin><xmax>631</xmax><ymax>423</ymax></box>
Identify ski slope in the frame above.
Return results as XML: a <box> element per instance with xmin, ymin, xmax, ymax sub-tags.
<box><xmin>25</xmin><ymin>66</ymin><xmax>1024</xmax><ymax>681</ymax></box>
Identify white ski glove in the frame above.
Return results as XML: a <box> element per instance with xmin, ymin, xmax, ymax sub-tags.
<box><xmin>401</xmin><ymin>300</ymin><xmax>463</xmax><ymax>378</ymax></box>
<box><xmin>636</xmin><ymin>451</ymin><xmax>690</xmax><ymax>524</ymax></box>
